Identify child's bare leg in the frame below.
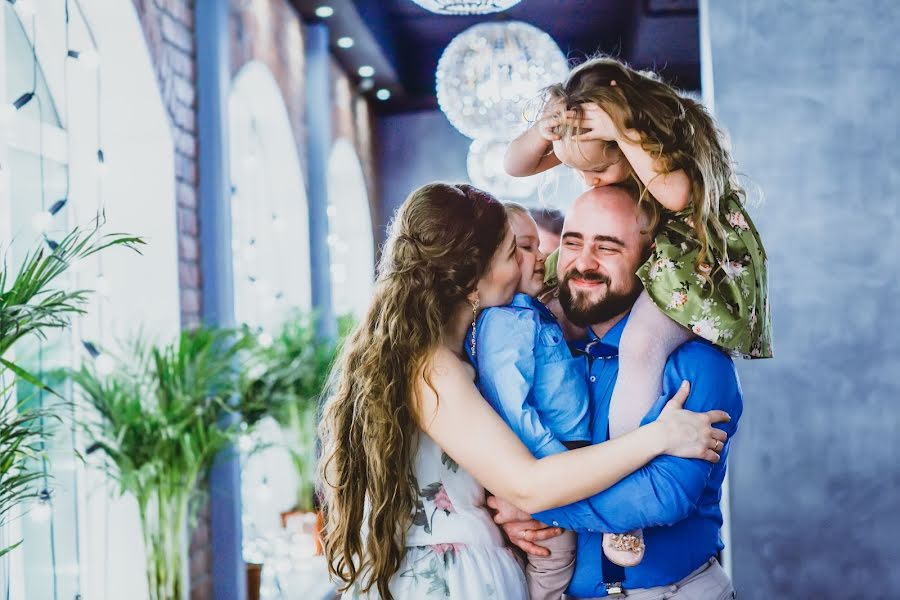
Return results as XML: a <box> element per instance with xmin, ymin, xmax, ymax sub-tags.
<box><xmin>604</xmin><ymin>290</ymin><xmax>694</xmax><ymax>567</ymax></box>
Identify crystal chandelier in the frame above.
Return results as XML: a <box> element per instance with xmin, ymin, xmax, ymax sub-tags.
<box><xmin>409</xmin><ymin>0</ymin><xmax>522</xmax><ymax>15</ymax></box>
<box><xmin>467</xmin><ymin>138</ymin><xmax>539</xmax><ymax>201</ymax></box>
<box><xmin>436</xmin><ymin>21</ymin><xmax>568</xmax><ymax>141</ymax></box>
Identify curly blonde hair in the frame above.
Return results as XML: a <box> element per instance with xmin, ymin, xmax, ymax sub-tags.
<box><xmin>318</xmin><ymin>182</ymin><xmax>509</xmax><ymax>599</ymax></box>
<box><xmin>545</xmin><ymin>56</ymin><xmax>742</xmax><ymax>268</ymax></box>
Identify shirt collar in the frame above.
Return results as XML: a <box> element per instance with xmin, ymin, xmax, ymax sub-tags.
<box><xmin>509</xmin><ymin>293</ymin><xmax>556</xmax><ymax>322</ymax></box>
<box><xmin>570</xmin><ymin>312</ymin><xmax>630</xmax><ymax>360</ymax></box>
<box><xmin>589</xmin><ymin>312</ymin><xmax>630</xmax><ymax>348</ymax></box>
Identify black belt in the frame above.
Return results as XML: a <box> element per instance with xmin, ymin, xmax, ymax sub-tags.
<box><xmin>601</xmin><ymin>553</ymin><xmax>625</xmax><ymax>595</ymax></box>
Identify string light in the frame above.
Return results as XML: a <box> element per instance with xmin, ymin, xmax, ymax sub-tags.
<box><xmin>12</xmin><ymin>91</ymin><xmax>35</xmax><ymax>110</ymax></box>
<box><xmin>67</xmin><ymin>48</ymin><xmax>99</xmax><ymax>69</ymax></box>
<box><xmin>96</xmin><ymin>148</ymin><xmax>106</xmax><ymax>175</ymax></box>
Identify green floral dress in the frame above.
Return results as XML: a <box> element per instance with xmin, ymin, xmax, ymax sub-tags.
<box><xmin>546</xmin><ymin>193</ymin><xmax>773</xmax><ymax>358</ymax></box>
<box><xmin>344</xmin><ymin>433</ymin><xmax>528</xmax><ymax>599</ymax></box>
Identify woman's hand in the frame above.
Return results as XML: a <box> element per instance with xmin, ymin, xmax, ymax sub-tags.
<box><xmin>654</xmin><ymin>381</ymin><xmax>730</xmax><ymax>462</ymax></box>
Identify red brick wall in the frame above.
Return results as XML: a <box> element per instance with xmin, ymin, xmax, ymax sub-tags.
<box><xmin>131</xmin><ymin>0</ymin><xmax>201</xmax><ymax>331</ymax></box>
<box><xmin>331</xmin><ymin>60</ymin><xmax>380</xmax><ymax>244</ymax></box>
<box><xmin>130</xmin><ymin>2</ymin><xmax>209</xmax><ymax>597</ymax></box>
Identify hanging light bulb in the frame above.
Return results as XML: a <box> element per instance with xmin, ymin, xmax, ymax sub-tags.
<box><xmin>409</xmin><ymin>0</ymin><xmax>521</xmax><ymax>15</ymax></box>
<box><xmin>69</xmin><ymin>48</ymin><xmax>99</xmax><ymax>70</ymax></box>
<box><xmin>436</xmin><ymin>21</ymin><xmax>568</xmax><ymax>140</ymax></box>
<box><xmin>1</xmin><ymin>92</ymin><xmax>35</xmax><ymax>123</ymax></box>
<box><xmin>96</xmin><ymin>149</ymin><xmax>107</xmax><ymax>176</ymax></box>
<box><xmin>30</xmin><ymin>489</ymin><xmax>52</xmax><ymax>524</ymax></box>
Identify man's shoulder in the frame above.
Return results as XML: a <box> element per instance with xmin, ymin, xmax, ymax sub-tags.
<box><xmin>668</xmin><ymin>340</ymin><xmax>741</xmax><ymax>393</ymax></box>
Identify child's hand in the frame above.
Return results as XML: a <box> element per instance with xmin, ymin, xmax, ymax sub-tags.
<box><xmin>536</xmin><ymin>98</ymin><xmax>572</xmax><ymax>142</ymax></box>
<box><xmin>572</xmin><ymin>102</ymin><xmax>619</xmax><ymax>142</ymax></box>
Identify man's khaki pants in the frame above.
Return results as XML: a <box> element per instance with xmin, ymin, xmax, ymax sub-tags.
<box><xmin>578</xmin><ymin>557</ymin><xmax>735</xmax><ymax>600</ymax></box>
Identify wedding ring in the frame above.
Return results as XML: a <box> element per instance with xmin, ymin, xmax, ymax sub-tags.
<box><xmin>714</xmin><ymin>440</ymin><xmax>722</xmax><ymax>452</ymax></box>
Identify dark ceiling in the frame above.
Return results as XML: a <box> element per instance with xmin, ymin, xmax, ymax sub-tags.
<box><xmin>294</xmin><ymin>0</ymin><xmax>700</xmax><ymax>114</ymax></box>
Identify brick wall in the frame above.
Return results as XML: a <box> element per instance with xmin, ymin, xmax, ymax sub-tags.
<box><xmin>130</xmin><ymin>1</ymin><xmax>209</xmax><ymax>597</ymax></box>
<box><xmin>131</xmin><ymin>0</ymin><xmax>202</xmax><ymax>331</ymax></box>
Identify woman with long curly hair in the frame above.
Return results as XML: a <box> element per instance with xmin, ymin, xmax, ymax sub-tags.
<box><xmin>318</xmin><ymin>182</ymin><xmax>730</xmax><ymax>599</ymax></box>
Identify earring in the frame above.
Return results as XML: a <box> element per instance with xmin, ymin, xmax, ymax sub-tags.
<box><xmin>470</xmin><ymin>296</ymin><xmax>480</xmax><ymax>357</ymax></box>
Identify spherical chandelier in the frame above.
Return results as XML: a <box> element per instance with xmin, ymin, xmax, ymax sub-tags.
<box><xmin>467</xmin><ymin>138</ymin><xmax>539</xmax><ymax>201</ymax></box>
<box><xmin>436</xmin><ymin>21</ymin><xmax>568</xmax><ymax>141</ymax></box>
<box><xmin>409</xmin><ymin>0</ymin><xmax>522</xmax><ymax>15</ymax></box>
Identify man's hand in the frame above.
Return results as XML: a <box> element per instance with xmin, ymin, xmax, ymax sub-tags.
<box><xmin>486</xmin><ymin>495</ymin><xmax>564</xmax><ymax>557</ymax></box>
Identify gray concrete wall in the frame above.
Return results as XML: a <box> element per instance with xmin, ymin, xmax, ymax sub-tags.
<box><xmin>705</xmin><ymin>1</ymin><xmax>900</xmax><ymax>597</ymax></box>
<box><xmin>376</xmin><ymin>110</ymin><xmax>471</xmax><ymax>241</ymax></box>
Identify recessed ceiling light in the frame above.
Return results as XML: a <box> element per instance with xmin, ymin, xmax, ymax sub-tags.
<box><xmin>359</xmin><ymin>78</ymin><xmax>375</xmax><ymax>92</ymax></box>
<box><xmin>358</xmin><ymin>65</ymin><xmax>375</xmax><ymax>78</ymax></box>
<box><xmin>376</xmin><ymin>88</ymin><xmax>391</xmax><ymax>101</ymax></box>
<box><xmin>315</xmin><ymin>6</ymin><xmax>334</xmax><ymax>18</ymax></box>
<box><xmin>336</xmin><ymin>37</ymin><xmax>354</xmax><ymax>49</ymax></box>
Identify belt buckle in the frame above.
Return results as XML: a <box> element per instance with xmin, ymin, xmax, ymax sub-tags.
<box><xmin>605</xmin><ymin>582</ymin><xmax>624</xmax><ymax>595</ymax></box>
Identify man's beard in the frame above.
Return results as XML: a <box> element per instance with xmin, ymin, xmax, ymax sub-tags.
<box><xmin>558</xmin><ymin>268</ymin><xmax>642</xmax><ymax>328</ymax></box>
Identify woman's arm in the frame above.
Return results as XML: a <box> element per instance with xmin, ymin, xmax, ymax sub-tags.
<box><xmin>415</xmin><ymin>347</ymin><xmax>728</xmax><ymax>514</ymax></box>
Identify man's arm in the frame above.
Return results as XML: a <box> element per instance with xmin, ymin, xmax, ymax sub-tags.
<box><xmin>533</xmin><ymin>344</ymin><xmax>742</xmax><ymax>533</ymax></box>
<box><xmin>475</xmin><ymin>307</ymin><xmax>569</xmax><ymax>459</ymax></box>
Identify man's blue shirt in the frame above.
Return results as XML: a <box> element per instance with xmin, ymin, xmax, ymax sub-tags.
<box><xmin>470</xmin><ymin>293</ymin><xmax>590</xmax><ymax>458</ymax></box>
<box><xmin>534</xmin><ymin>314</ymin><xmax>743</xmax><ymax>597</ymax></box>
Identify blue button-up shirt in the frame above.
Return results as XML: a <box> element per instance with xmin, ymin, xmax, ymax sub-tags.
<box><xmin>470</xmin><ymin>293</ymin><xmax>590</xmax><ymax>458</ymax></box>
<box><xmin>534</xmin><ymin>314</ymin><xmax>743</xmax><ymax>597</ymax></box>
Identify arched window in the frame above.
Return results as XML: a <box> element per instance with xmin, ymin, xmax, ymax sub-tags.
<box><xmin>228</xmin><ymin>61</ymin><xmax>312</xmax><ymax>333</ymax></box>
<box><xmin>326</xmin><ymin>138</ymin><xmax>375</xmax><ymax>320</ymax></box>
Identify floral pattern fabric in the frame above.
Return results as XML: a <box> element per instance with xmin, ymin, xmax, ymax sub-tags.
<box><xmin>638</xmin><ymin>193</ymin><xmax>773</xmax><ymax>358</ymax></box>
<box><xmin>344</xmin><ymin>435</ymin><xmax>528</xmax><ymax>599</ymax></box>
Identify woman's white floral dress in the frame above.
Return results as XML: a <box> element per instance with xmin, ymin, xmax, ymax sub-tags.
<box><xmin>344</xmin><ymin>433</ymin><xmax>528</xmax><ymax>599</ymax></box>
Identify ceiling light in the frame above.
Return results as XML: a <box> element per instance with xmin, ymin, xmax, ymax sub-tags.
<box><xmin>336</xmin><ymin>37</ymin><xmax>354</xmax><ymax>49</ymax></box>
<box><xmin>315</xmin><ymin>6</ymin><xmax>334</xmax><ymax>18</ymax></box>
<box><xmin>376</xmin><ymin>88</ymin><xmax>391</xmax><ymax>101</ymax></box>
<box><xmin>358</xmin><ymin>65</ymin><xmax>375</xmax><ymax>78</ymax></box>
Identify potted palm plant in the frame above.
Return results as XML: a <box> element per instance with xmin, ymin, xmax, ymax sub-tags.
<box><xmin>0</xmin><ymin>221</ymin><xmax>142</xmax><ymax>556</ymax></box>
<box><xmin>239</xmin><ymin>314</ymin><xmax>349</xmax><ymax>551</ymax></box>
<box><xmin>71</xmin><ymin>327</ymin><xmax>252</xmax><ymax>600</ymax></box>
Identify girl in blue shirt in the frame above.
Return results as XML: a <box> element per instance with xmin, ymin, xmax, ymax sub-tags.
<box><xmin>469</xmin><ymin>203</ymin><xmax>590</xmax><ymax>600</ymax></box>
